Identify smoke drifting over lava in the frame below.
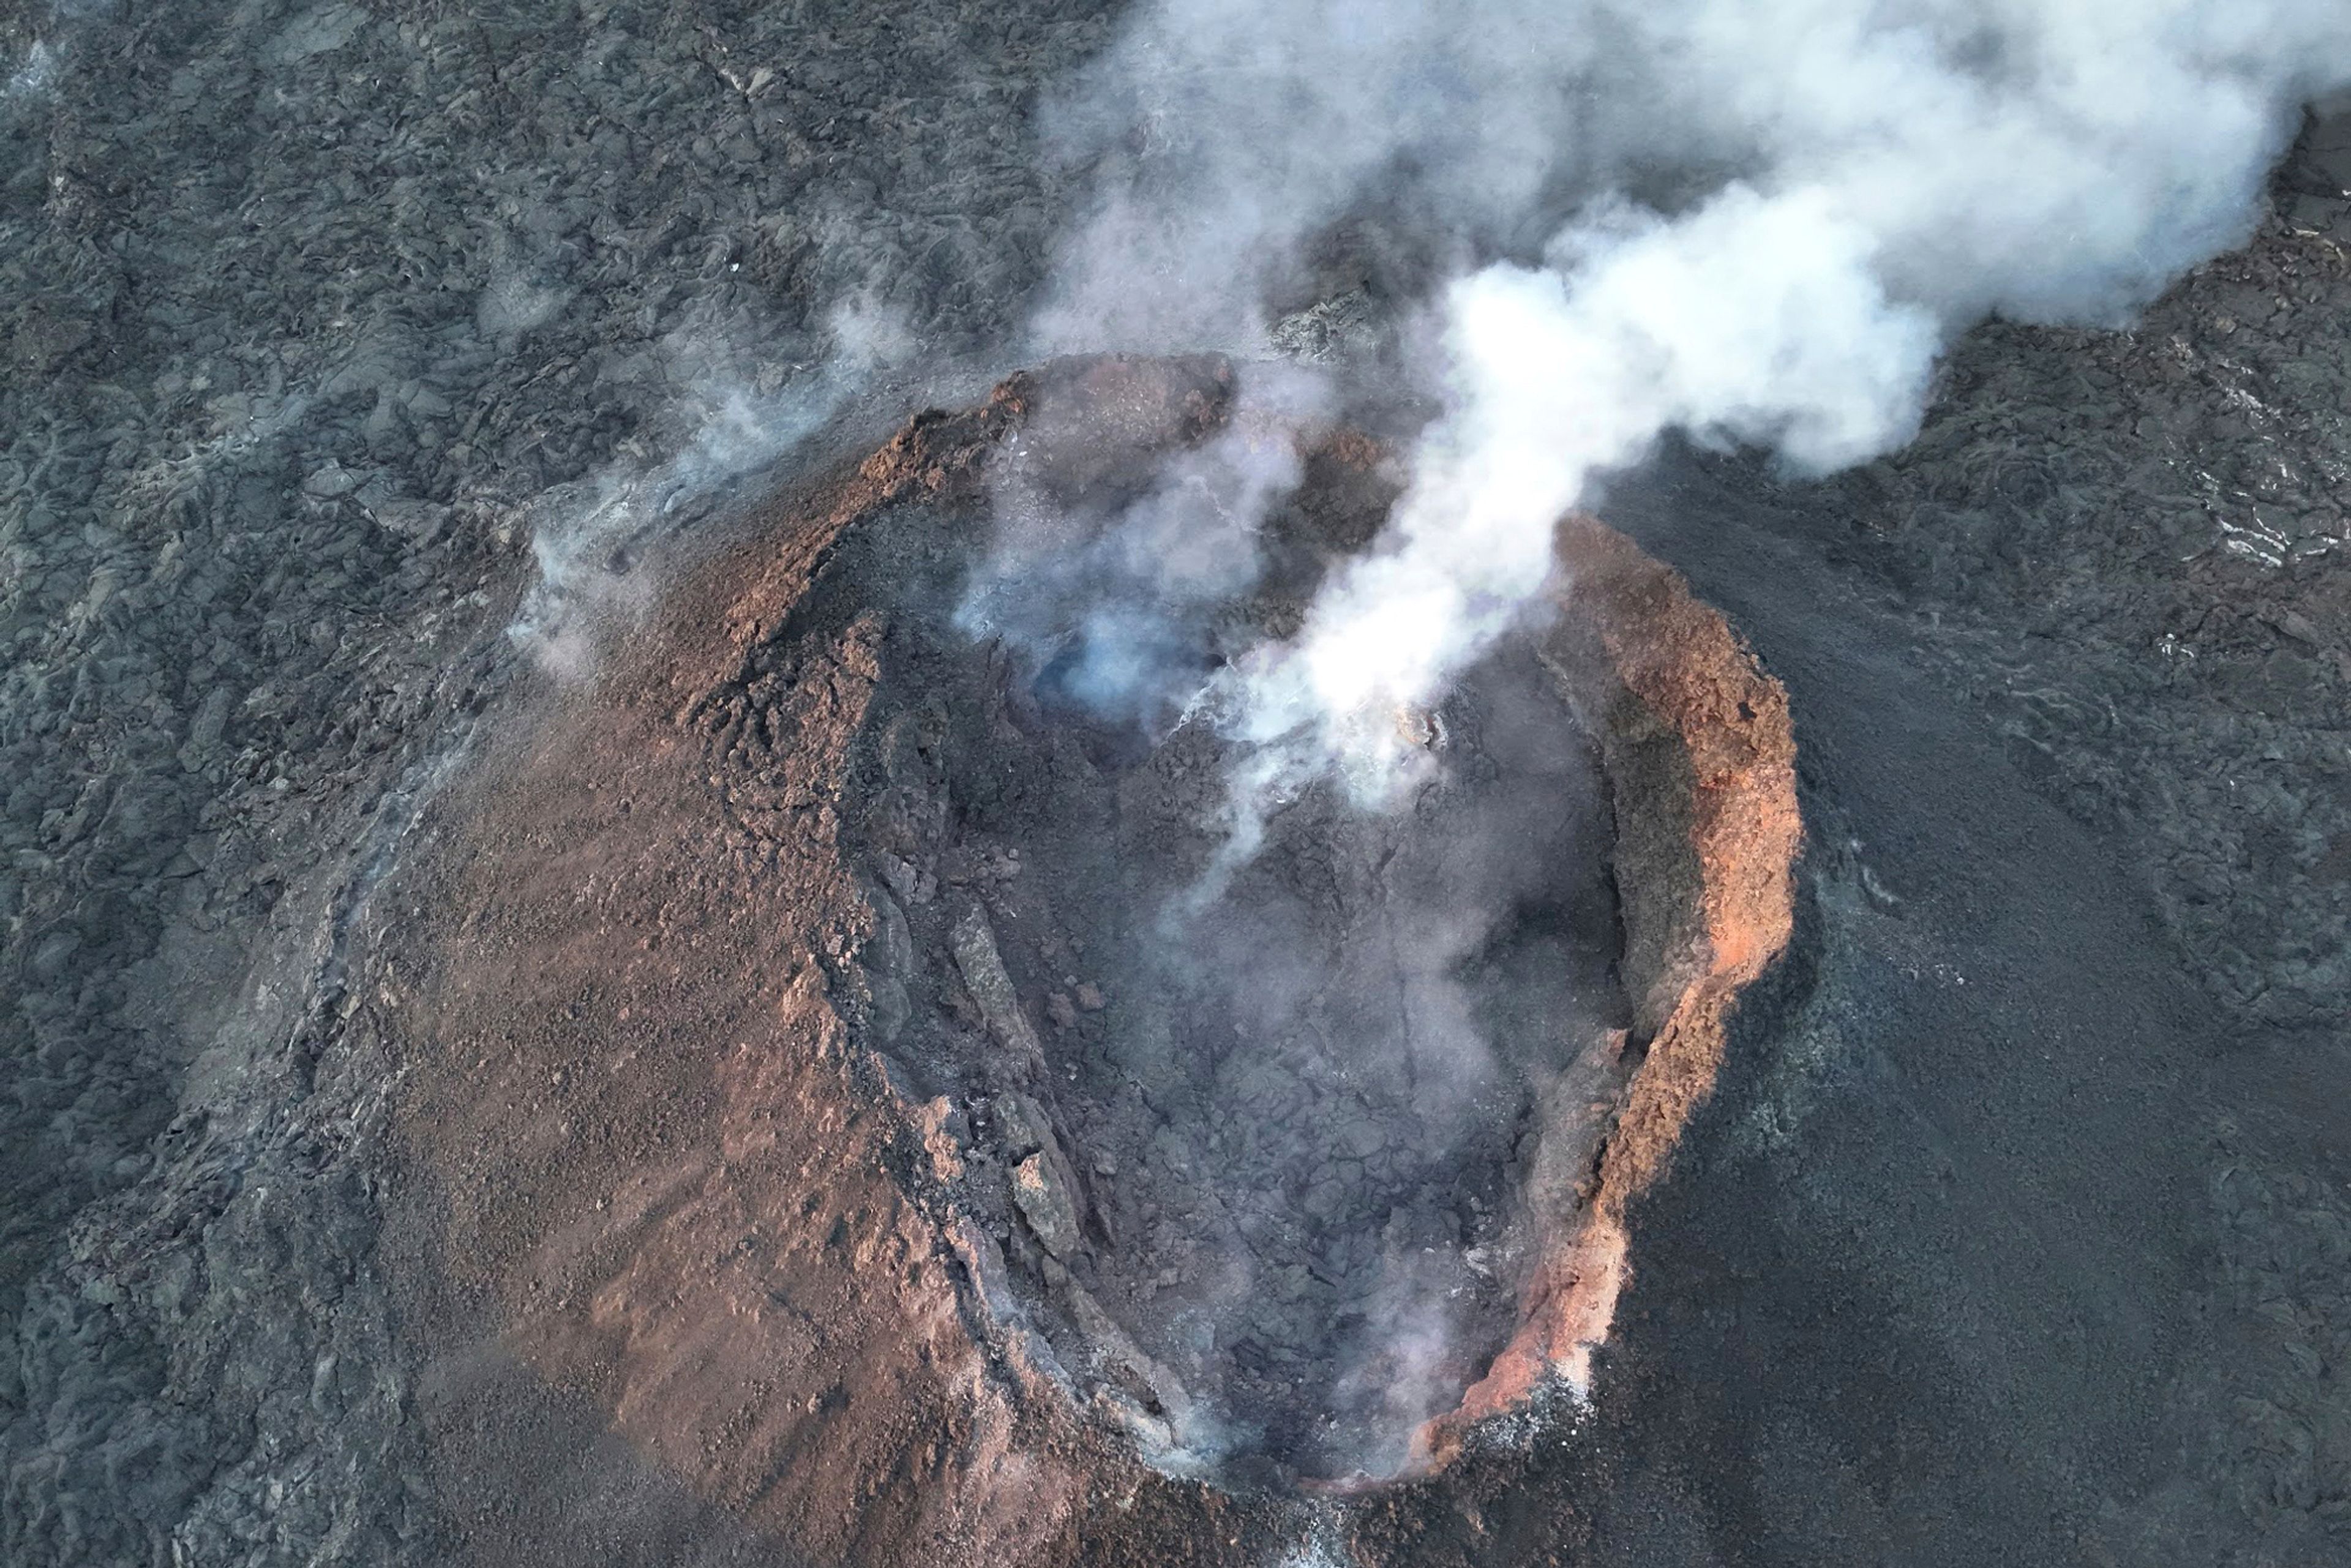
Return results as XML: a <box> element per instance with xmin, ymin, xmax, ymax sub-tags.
<box><xmin>913</xmin><ymin>0</ymin><xmax>2351</xmax><ymax>1479</ymax></box>
<box><xmin>509</xmin><ymin>296</ymin><xmax>915</xmax><ymax>675</ymax></box>
<box><xmin>1034</xmin><ymin>0</ymin><xmax>2351</xmax><ymax>798</ymax></box>
<box><xmin>487</xmin><ymin>0</ymin><xmax>2351</xmax><ymax>1497</ymax></box>
<box><xmin>958</xmin><ymin>358</ymin><xmax>1337</xmax><ymax>736</ymax></box>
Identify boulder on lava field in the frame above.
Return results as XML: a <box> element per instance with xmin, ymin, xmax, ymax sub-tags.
<box><xmin>1013</xmin><ymin>1150</ymin><xmax>1085</xmax><ymax>1260</ymax></box>
<box><xmin>950</xmin><ymin>904</ymin><xmax>1047</xmax><ymax>1078</ymax></box>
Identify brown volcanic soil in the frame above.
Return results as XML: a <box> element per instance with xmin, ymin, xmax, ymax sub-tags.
<box><xmin>8</xmin><ymin>8</ymin><xmax>2350</xmax><ymax>1558</ymax></box>
<box><xmin>377</xmin><ymin>359</ymin><xmax>1798</xmax><ymax>1561</ymax></box>
<box><xmin>386</xmin><ymin>388</ymin><xmax>1093</xmax><ymax>1567</ymax></box>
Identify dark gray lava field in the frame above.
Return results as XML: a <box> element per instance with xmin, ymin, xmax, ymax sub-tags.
<box><xmin>4</xmin><ymin>3</ymin><xmax>2351</xmax><ymax>1566</ymax></box>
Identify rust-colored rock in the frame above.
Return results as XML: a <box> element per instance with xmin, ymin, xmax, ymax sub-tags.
<box><xmin>1415</xmin><ymin>514</ymin><xmax>1802</xmax><ymax>1469</ymax></box>
<box><xmin>383</xmin><ymin>358</ymin><xmax>1800</xmax><ymax>1564</ymax></box>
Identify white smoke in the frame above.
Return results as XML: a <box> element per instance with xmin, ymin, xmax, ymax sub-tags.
<box><xmin>1229</xmin><ymin>189</ymin><xmax>1943</xmax><ymax>798</ymax></box>
<box><xmin>1039</xmin><ymin>0</ymin><xmax>2351</xmax><ymax>804</ymax></box>
<box><xmin>1030</xmin><ymin>0</ymin><xmax>1608</xmax><ymax>354</ymax></box>
<box><xmin>509</xmin><ymin>297</ymin><xmax>913</xmax><ymax>677</ymax></box>
<box><xmin>958</xmin><ymin>359</ymin><xmax>1335</xmax><ymax>732</ymax></box>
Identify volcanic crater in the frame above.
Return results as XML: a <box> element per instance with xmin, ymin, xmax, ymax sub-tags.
<box><xmin>394</xmin><ymin>356</ymin><xmax>1799</xmax><ymax>1531</ymax></box>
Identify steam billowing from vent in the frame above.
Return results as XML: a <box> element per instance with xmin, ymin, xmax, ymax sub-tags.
<box><xmin>959</xmin><ymin>360</ymin><xmax>1336</xmax><ymax>734</ymax></box>
<box><xmin>929</xmin><ymin>0</ymin><xmax>2351</xmax><ymax>1480</ymax></box>
<box><xmin>1032</xmin><ymin>0</ymin><xmax>2351</xmax><ymax>800</ymax></box>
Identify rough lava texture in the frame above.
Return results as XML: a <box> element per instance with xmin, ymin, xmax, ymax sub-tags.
<box><xmin>384</xmin><ymin>361</ymin><xmax>1796</xmax><ymax>1546</ymax></box>
<box><xmin>1</xmin><ymin>4</ymin><xmax>1106</xmax><ymax>1561</ymax></box>
<box><xmin>1424</xmin><ymin>516</ymin><xmax>1801</xmax><ymax>1468</ymax></box>
<box><xmin>4</xmin><ymin>4</ymin><xmax>2351</xmax><ymax>1564</ymax></box>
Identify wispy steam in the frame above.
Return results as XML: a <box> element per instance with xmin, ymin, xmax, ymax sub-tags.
<box><xmin>1039</xmin><ymin>0</ymin><xmax>2351</xmax><ymax>800</ymax></box>
<box><xmin>4</xmin><ymin>39</ymin><xmax>56</xmax><ymax>102</ymax></box>
<box><xmin>1030</xmin><ymin>0</ymin><xmax>1607</xmax><ymax>355</ymax></box>
<box><xmin>509</xmin><ymin>298</ymin><xmax>912</xmax><ymax>676</ymax></box>
<box><xmin>968</xmin><ymin>0</ymin><xmax>2351</xmax><ymax>1464</ymax></box>
<box><xmin>958</xmin><ymin>359</ymin><xmax>1335</xmax><ymax>733</ymax></box>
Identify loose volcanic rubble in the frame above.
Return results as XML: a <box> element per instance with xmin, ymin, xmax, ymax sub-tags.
<box><xmin>384</xmin><ymin>356</ymin><xmax>1799</xmax><ymax>1557</ymax></box>
<box><xmin>3</xmin><ymin>2</ymin><xmax>2351</xmax><ymax>1563</ymax></box>
<box><xmin>1</xmin><ymin>3</ymin><xmax>1106</xmax><ymax>1564</ymax></box>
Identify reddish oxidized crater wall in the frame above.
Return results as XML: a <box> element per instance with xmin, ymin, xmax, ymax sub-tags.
<box><xmin>388</xmin><ymin>358</ymin><xmax>1799</xmax><ymax>1559</ymax></box>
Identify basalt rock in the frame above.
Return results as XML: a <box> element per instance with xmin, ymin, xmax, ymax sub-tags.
<box><xmin>387</xmin><ymin>357</ymin><xmax>1801</xmax><ymax>1550</ymax></box>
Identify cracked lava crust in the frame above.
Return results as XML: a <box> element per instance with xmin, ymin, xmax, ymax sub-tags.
<box><xmin>391</xmin><ymin>356</ymin><xmax>1801</xmax><ymax>1544</ymax></box>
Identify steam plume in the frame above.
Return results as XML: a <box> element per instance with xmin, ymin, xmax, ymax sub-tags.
<box><xmin>1038</xmin><ymin>0</ymin><xmax>2351</xmax><ymax>799</ymax></box>
<box><xmin>958</xmin><ymin>359</ymin><xmax>1335</xmax><ymax>732</ymax></box>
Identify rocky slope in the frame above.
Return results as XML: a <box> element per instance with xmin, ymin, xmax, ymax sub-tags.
<box><xmin>2</xmin><ymin>3</ymin><xmax>2349</xmax><ymax>1564</ymax></box>
<box><xmin>1</xmin><ymin>3</ymin><xmax>1103</xmax><ymax>1562</ymax></box>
